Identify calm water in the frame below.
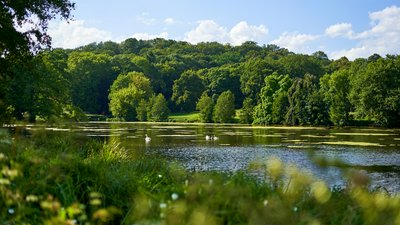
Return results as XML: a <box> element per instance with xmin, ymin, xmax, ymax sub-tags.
<box><xmin>18</xmin><ymin>122</ymin><xmax>400</xmax><ymax>193</ymax></box>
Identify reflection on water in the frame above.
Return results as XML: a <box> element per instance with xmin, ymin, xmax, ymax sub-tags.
<box><xmin>11</xmin><ymin>122</ymin><xmax>400</xmax><ymax>193</ymax></box>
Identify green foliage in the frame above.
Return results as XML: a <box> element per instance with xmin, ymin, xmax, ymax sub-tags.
<box><xmin>67</xmin><ymin>52</ymin><xmax>117</xmax><ymax>114</ymax></box>
<box><xmin>253</xmin><ymin>72</ymin><xmax>291</xmax><ymax>125</ymax></box>
<box><xmin>238</xmin><ymin>98</ymin><xmax>254</xmax><ymax>124</ymax></box>
<box><xmin>321</xmin><ymin>70</ymin><xmax>352</xmax><ymax>126</ymax></box>
<box><xmin>149</xmin><ymin>94</ymin><xmax>169</xmax><ymax>122</ymax></box>
<box><xmin>0</xmin><ymin>0</ymin><xmax>74</xmax><ymax>56</ymax></box>
<box><xmin>172</xmin><ymin>70</ymin><xmax>205</xmax><ymax>112</ymax></box>
<box><xmin>286</xmin><ymin>74</ymin><xmax>329</xmax><ymax>126</ymax></box>
<box><xmin>350</xmin><ymin>57</ymin><xmax>400</xmax><ymax>127</ymax></box>
<box><xmin>213</xmin><ymin>91</ymin><xmax>235</xmax><ymax>123</ymax></box>
<box><xmin>196</xmin><ymin>92</ymin><xmax>214</xmax><ymax>123</ymax></box>
<box><xmin>109</xmin><ymin>72</ymin><xmax>154</xmax><ymax>121</ymax></box>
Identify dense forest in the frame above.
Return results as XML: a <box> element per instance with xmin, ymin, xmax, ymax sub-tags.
<box><xmin>1</xmin><ymin>38</ymin><xmax>400</xmax><ymax>127</ymax></box>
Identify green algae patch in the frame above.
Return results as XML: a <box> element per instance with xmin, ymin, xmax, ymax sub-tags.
<box><xmin>331</xmin><ymin>133</ymin><xmax>396</xmax><ymax>136</ymax></box>
<box><xmin>319</xmin><ymin>141</ymin><xmax>385</xmax><ymax>147</ymax></box>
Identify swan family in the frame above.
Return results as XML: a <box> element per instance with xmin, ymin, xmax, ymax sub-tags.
<box><xmin>205</xmin><ymin>135</ymin><xmax>219</xmax><ymax>141</ymax></box>
<box><xmin>145</xmin><ymin>134</ymin><xmax>218</xmax><ymax>142</ymax></box>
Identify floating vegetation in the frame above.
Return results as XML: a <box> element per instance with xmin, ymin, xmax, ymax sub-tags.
<box><xmin>156</xmin><ymin>134</ymin><xmax>197</xmax><ymax>137</ymax></box>
<box><xmin>319</xmin><ymin>141</ymin><xmax>385</xmax><ymax>147</ymax></box>
<box><xmin>219</xmin><ymin>144</ymin><xmax>231</xmax><ymax>146</ymax></box>
<box><xmin>256</xmin><ymin>134</ymin><xmax>285</xmax><ymax>137</ymax></box>
<box><xmin>331</xmin><ymin>132</ymin><xmax>396</xmax><ymax>136</ymax></box>
<box><xmin>287</xmin><ymin>145</ymin><xmax>314</xmax><ymax>149</ymax></box>
<box><xmin>86</xmin><ymin>134</ymin><xmax>121</xmax><ymax>137</ymax></box>
<box><xmin>394</xmin><ymin>138</ymin><xmax>400</xmax><ymax>141</ymax></box>
<box><xmin>44</xmin><ymin>127</ymin><xmax>71</xmax><ymax>131</ymax></box>
<box><xmin>222</xmin><ymin>131</ymin><xmax>253</xmax><ymax>136</ymax></box>
<box><xmin>300</xmin><ymin>134</ymin><xmax>336</xmax><ymax>139</ymax></box>
<box><xmin>282</xmin><ymin>139</ymin><xmax>306</xmax><ymax>143</ymax></box>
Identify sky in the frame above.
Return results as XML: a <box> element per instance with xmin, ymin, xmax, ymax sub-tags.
<box><xmin>48</xmin><ymin>0</ymin><xmax>400</xmax><ymax>60</ymax></box>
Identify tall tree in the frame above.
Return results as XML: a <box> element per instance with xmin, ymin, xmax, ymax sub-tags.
<box><xmin>350</xmin><ymin>57</ymin><xmax>400</xmax><ymax>127</ymax></box>
<box><xmin>253</xmin><ymin>72</ymin><xmax>291</xmax><ymax>125</ymax></box>
<box><xmin>213</xmin><ymin>91</ymin><xmax>235</xmax><ymax>123</ymax></box>
<box><xmin>109</xmin><ymin>72</ymin><xmax>154</xmax><ymax>121</ymax></box>
<box><xmin>286</xmin><ymin>74</ymin><xmax>329</xmax><ymax>125</ymax></box>
<box><xmin>196</xmin><ymin>92</ymin><xmax>214</xmax><ymax>123</ymax></box>
<box><xmin>149</xmin><ymin>94</ymin><xmax>169</xmax><ymax>122</ymax></box>
<box><xmin>0</xmin><ymin>0</ymin><xmax>74</xmax><ymax>123</ymax></box>
<box><xmin>320</xmin><ymin>70</ymin><xmax>352</xmax><ymax>126</ymax></box>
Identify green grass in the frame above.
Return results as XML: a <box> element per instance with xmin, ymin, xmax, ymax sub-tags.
<box><xmin>1</xmin><ymin>128</ymin><xmax>400</xmax><ymax>225</ymax></box>
<box><xmin>168</xmin><ymin>112</ymin><xmax>200</xmax><ymax>123</ymax></box>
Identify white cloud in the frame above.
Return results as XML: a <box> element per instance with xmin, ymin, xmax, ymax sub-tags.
<box><xmin>183</xmin><ymin>20</ymin><xmax>268</xmax><ymax>45</ymax></box>
<box><xmin>229</xmin><ymin>21</ymin><xmax>268</xmax><ymax>45</ymax></box>
<box><xmin>48</xmin><ymin>20</ymin><xmax>113</xmax><ymax>49</ymax></box>
<box><xmin>271</xmin><ymin>32</ymin><xmax>320</xmax><ymax>53</ymax></box>
<box><xmin>330</xmin><ymin>6</ymin><xmax>400</xmax><ymax>59</ymax></box>
<box><xmin>164</xmin><ymin>17</ymin><xmax>175</xmax><ymax>25</ymax></box>
<box><xmin>131</xmin><ymin>32</ymin><xmax>169</xmax><ymax>40</ymax></box>
<box><xmin>325</xmin><ymin>23</ymin><xmax>353</xmax><ymax>38</ymax></box>
<box><xmin>184</xmin><ymin>20</ymin><xmax>228</xmax><ymax>44</ymax></box>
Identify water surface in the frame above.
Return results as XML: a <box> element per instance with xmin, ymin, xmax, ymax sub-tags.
<box><xmin>14</xmin><ymin>122</ymin><xmax>400</xmax><ymax>193</ymax></box>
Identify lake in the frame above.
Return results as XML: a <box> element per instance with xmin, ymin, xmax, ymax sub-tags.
<box><xmin>15</xmin><ymin>122</ymin><xmax>400</xmax><ymax>193</ymax></box>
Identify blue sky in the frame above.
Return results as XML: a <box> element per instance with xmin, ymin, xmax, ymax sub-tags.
<box><xmin>48</xmin><ymin>0</ymin><xmax>400</xmax><ymax>59</ymax></box>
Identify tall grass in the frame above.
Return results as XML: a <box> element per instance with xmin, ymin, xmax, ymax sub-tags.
<box><xmin>0</xmin><ymin>128</ymin><xmax>399</xmax><ymax>224</ymax></box>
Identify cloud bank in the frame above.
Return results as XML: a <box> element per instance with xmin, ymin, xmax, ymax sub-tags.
<box><xmin>183</xmin><ymin>20</ymin><xmax>268</xmax><ymax>46</ymax></box>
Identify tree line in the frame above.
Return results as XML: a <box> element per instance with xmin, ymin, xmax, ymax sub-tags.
<box><xmin>1</xmin><ymin>37</ymin><xmax>400</xmax><ymax>127</ymax></box>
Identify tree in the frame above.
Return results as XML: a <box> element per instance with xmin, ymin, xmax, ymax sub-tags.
<box><xmin>171</xmin><ymin>70</ymin><xmax>205</xmax><ymax>112</ymax></box>
<box><xmin>286</xmin><ymin>74</ymin><xmax>329</xmax><ymax>125</ymax></box>
<box><xmin>240</xmin><ymin>57</ymin><xmax>274</xmax><ymax>101</ymax></box>
<box><xmin>201</xmin><ymin>64</ymin><xmax>243</xmax><ymax>108</ymax></box>
<box><xmin>213</xmin><ymin>91</ymin><xmax>235</xmax><ymax>123</ymax></box>
<box><xmin>238</xmin><ymin>98</ymin><xmax>254</xmax><ymax>124</ymax></box>
<box><xmin>0</xmin><ymin>0</ymin><xmax>75</xmax><ymax>56</ymax></box>
<box><xmin>67</xmin><ymin>52</ymin><xmax>117</xmax><ymax>114</ymax></box>
<box><xmin>0</xmin><ymin>0</ymin><xmax>74</xmax><ymax>123</ymax></box>
<box><xmin>350</xmin><ymin>57</ymin><xmax>400</xmax><ymax>127</ymax></box>
<box><xmin>109</xmin><ymin>72</ymin><xmax>154</xmax><ymax>121</ymax></box>
<box><xmin>149</xmin><ymin>94</ymin><xmax>169</xmax><ymax>122</ymax></box>
<box><xmin>196</xmin><ymin>92</ymin><xmax>214</xmax><ymax>123</ymax></box>
<box><xmin>253</xmin><ymin>72</ymin><xmax>291</xmax><ymax>125</ymax></box>
<box><xmin>320</xmin><ymin>70</ymin><xmax>352</xmax><ymax>126</ymax></box>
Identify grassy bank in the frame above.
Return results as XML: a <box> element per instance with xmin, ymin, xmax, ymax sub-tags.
<box><xmin>168</xmin><ymin>112</ymin><xmax>200</xmax><ymax>123</ymax></box>
<box><xmin>1</xmin><ymin>129</ymin><xmax>399</xmax><ymax>224</ymax></box>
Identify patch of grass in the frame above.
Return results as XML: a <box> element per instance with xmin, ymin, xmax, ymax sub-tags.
<box><xmin>168</xmin><ymin>112</ymin><xmax>200</xmax><ymax>123</ymax></box>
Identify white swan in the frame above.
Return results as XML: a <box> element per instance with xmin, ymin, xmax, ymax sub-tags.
<box><xmin>145</xmin><ymin>134</ymin><xmax>151</xmax><ymax>142</ymax></box>
<box><xmin>205</xmin><ymin>135</ymin><xmax>211</xmax><ymax>141</ymax></box>
<box><xmin>212</xmin><ymin>135</ymin><xmax>219</xmax><ymax>141</ymax></box>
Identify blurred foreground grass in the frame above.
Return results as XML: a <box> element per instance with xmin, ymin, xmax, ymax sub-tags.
<box><xmin>0</xmin><ymin>128</ymin><xmax>399</xmax><ymax>224</ymax></box>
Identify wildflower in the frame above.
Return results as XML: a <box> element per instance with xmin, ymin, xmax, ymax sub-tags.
<box><xmin>311</xmin><ymin>181</ymin><xmax>331</xmax><ymax>204</ymax></box>
<box><xmin>0</xmin><ymin>178</ymin><xmax>10</xmax><ymax>185</ymax></box>
<box><xmin>8</xmin><ymin>208</ymin><xmax>15</xmax><ymax>214</ymax></box>
<box><xmin>158</xmin><ymin>174</ymin><xmax>163</xmax><ymax>178</ymax></box>
<box><xmin>171</xmin><ymin>193</ymin><xmax>179</xmax><ymax>201</ymax></box>
<box><xmin>2</xmin><ymin>168</ymin><xmax>19</xmax><ymax>179</ymax></box>
<box><xmin>266</xmin><ymin>157</ymin><xmax>283</xmax><ymax>180</ymax></box>
<box><xmin>26</xmin><ymin>195</ymin><xmax>39</xmax><ymax>202</ymax></box>
<box><xmin>263</xmin><ymin>200</ymin><xmax>268</xmax><ymax>207</ymax></box>
<box><xmin>0</xmin><ymin>153</ymin><xmax>6</xmax><ymax>161</ymax></box>
<box><xmin>159</xmin><ymin>203</ymin><xmax>167</xmax><ymax>209</ymax></box>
